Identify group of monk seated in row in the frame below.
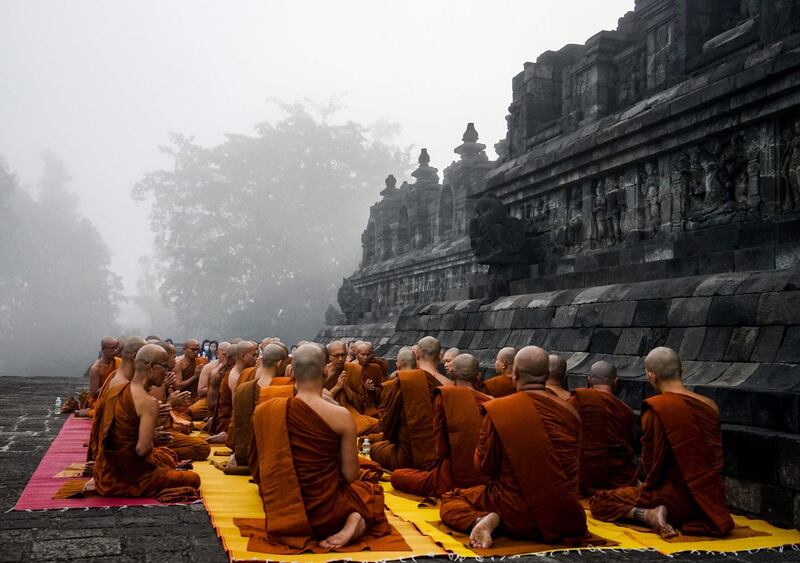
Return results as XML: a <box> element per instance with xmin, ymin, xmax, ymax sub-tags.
<box><xmin>84</xmin><ymin>332</ymin><xmax>734</xmax><ymax>551</ymax></box>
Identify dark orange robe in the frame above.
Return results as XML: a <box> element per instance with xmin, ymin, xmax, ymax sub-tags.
<box><xmin>440</xmin><ymin>392</ymin><xmax>587</xmax><ymax>543</ymax></box>
<box><xmin>210</xmin><ymin>371</ymin><xmax>233</xmax><ymax>434</ymax></box>
<box><xmin>391</xmin><ymin>386</ymin><xmax>490</xmax><ymax>497</ymax></box>
<box><xmin>324</xmin><ymin>364</ymin><xmax>381</xmax><ymax>436</ymax></box>
<box><xmin>93</xmin><ymin>384</ymin><xmax>200</xmax><ymax>497</ymax></box>
<box><xmin>88</xmin><ymin>357</ymin><xmax>122</xmax><ymax>409</ymax></box>
<box><xmin>231</xmin><ymin>378</ymin><xmax>294</xmax><ymax>469</ymax></box>
<box><xmin>370</xmin><ymin>369</ymin><xmax>440</xmax><ymax>471</ymax></box>
<box><xmin>483</xmin><ymin>375</ymin><xmax>516</xmax><ymax>398</ymax></box>
<box><xmin>248</xmin><ymin>396</ymin><xmax>391</xmax><ymax>553</ymax></box>
<box><xmin>590</xmin><ymin>393</ymin><xmax>734</xmax><ymax>536</ymax></box>
<box><xmin>569</xmin><ymin>388</ymin><xmax>637</xmax><ymax>495</ymax></box>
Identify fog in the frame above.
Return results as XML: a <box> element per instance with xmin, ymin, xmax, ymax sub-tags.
<box><xmin>0</xmin><ymin>0</ymin><xmax>632</xmax><ymax>375</ymax></box>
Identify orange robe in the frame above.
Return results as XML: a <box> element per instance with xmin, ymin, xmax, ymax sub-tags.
<box><xmin>210</xmin><ymin>371</ymin><xmax>233</xmax><ymax>434</ymax></box>
<box><xmin>440</xmin><ymin>392</ymin><xmax>587</xmax><ymax>543</ymax></box>
<box><xmin>93</xmin><ymin>384</ymin><xmax>200</xmax><ymax>497</ymax></box>
<box><xmin>370</xmin><ymin>369</ymin><xmax>440</xmax><ymax>471</ymax></box>
<box><xmin>590</xmin><ymin>393</ymin><xmax>734</xmax><ymax>536</ymax></box>
<box><xmin>232</xmin><ymin>378</ymin><xmax>294</xmax><ymax>469</ymax></box>
<box><xmin>391</xmin><ymin>386</ymin><xmax>490</xmax><ymax>497</ymax></box>
<box><xmin>188</xmin><ymin>397</ymin><xmax>210</xmax><ymax>421</ymax></box>
<box><xmin>88</xmin><ymin>357</ymin><xmax>122</xmax><ymax>409</ymax></box>
<box><xmin>483</xmin><ymin>375</ymin><xmax>515</xmax><ymax>398</ymax></box>
<box><xmin>324</xmin><ymin>364</ymin><xmax>381</xmax><ymax>436</ymax></box>
<box><xmin>249</xmin><ymin>396</ymin><xmax>391</xmax><ymax>552</ymax></box>
<box><xmin>569</xmin><ymin>388</ymin><xmax>637</xmax><ymax>495</ymax></box>
<box><xmin>225</xmin><ymin>367</ymin><xmax>257</xmax><ymax>449</ymax></box>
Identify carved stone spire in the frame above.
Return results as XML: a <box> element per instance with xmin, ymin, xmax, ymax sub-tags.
<box><xmin>454</xmin><ymin>122</ymin><xmax>488</xmax><ymax>161</ymax></box>
<box><xmin>411</xmin><ymin>148</ymin><xmax>440</xmax><ymax>186</ymax></box>
<box><xmin>380</xmin><ymin>174</ymin><xmax>399</xmax><ymax>196</ymax></box>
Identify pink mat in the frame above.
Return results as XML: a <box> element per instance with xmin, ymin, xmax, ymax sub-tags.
<box><xmin>15</xmin><ymin>415</ymin><xmax>173</xmax><ymax>510</ymax></box>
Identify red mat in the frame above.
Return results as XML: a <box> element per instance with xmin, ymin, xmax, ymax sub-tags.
<box><xmin>14</xmin><ymin>415</ymin><xmax>178</xmax><ymax>510</ymax></box>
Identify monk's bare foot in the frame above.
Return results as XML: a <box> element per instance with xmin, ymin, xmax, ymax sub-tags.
<box><xmin>206</xmin><ymin>432</ymin><xmax>227</xmax><ymax>444</ymax></box>
<box><xmin>644</xmin><ymin>506</ymin><xmax>677</xmax><ymax>538</ymax></box>
<box><xmin>470</xmin><ymin>512</ymin><xmax>500</xmax><ymax>549</ymax></box>
<box><xmin>319</xmin><ymin>512</ymin><xmax>366</xmax><ymax>549</ymax></box>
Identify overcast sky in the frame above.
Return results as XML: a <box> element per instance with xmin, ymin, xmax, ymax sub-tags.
<box><xmin>0</xmin><ymin>0</ymin><xmax>633</xmax><ymax>326</ymax></box>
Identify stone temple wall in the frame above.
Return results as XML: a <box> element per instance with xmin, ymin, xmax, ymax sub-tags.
<box><xmin>322</xmin><ymin>0</ymin><xmax>800</xmax><ymax>528</ymax></box>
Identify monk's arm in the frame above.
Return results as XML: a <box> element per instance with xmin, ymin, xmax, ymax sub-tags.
<box><xmin>88</xmin><ymin>363</ymin><xmax>101</xmax><ymax>398</ymax></box>
<box><xmin>135</xmin><ymin>397</ymin><xmax>160</xmax><ymax>458</ymax></box>
<box><xmin>338</xmin><ymin>413</ymin><xmax>359</xmax><ymax>483</ymax></box>
<box><xmin>639</xmin><ymin>409</ymin><xmax>667</xmax><ymax>483</ymax></box>
<box><xmin>197</xmin><ymin>364</ymin><xmax>212</xmax><ymax>397</ymax></box>
<box><xmin>475</xmin><ymin>417</ymin><xmax>502</xmax><ymax>477</ymax></box>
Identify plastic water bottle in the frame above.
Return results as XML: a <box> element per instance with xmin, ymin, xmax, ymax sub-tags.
<box><xmin>54</xmin><ymin>396</ymin><xmax>62</xmax><ymax>414</ymax></box>
<box><xmin>361</xmin><ymin>437</ymin><xmax>370</xmax><ymax>457</ymax></box>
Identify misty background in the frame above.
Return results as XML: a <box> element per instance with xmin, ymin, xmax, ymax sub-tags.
<box><xmin>0</xmin><ymin>0</ymin><xmax>631</xmax><ymax>376</ymax></box>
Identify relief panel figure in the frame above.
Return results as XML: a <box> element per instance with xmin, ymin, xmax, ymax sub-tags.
<box><xmin>605</xmin><ymin>176</ymin><xmax>625</xmax><ymax>244</ymax></box>
<box><xmin>591</xmin><ymin>179</ymin><xmax>608</xmax><ymax>246</ymax></box>
<box><xmin>781</xmin><ymin>117</ymin><xmax>800</xmax><ymax>212</ymax></box>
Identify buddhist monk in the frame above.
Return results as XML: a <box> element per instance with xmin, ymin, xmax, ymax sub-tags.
<box><xmin>442</xmin><ymin>348</ymin><xmax>460</xmax><ymax>380</ymax></box>
<box><xmin>568</xmin><ymin>361</ymin><xmax>637</xmax><ymax>496</ymax></box>
<box><xmin>370</xmin><ymin>337</ymin><xmax>446</xmax><ymax>470</ymax></box>
<box><xmin>251</xmin><ymin>343</ymin><xmax>391</xmax><ymax>551</ymax></box>
<box><xmin>590</xmin><ymin>348</ymin><xmax>734</xmax><ymax>538</ymax></box>
<box><xmin>391</xmin><ymin>354</ymin><xmax>491</xmax><ymax>498</ymax></box>
<box><xmin>350</xmin><ymin>342</ymin><xmax>385</xmax><ymax>417</ymax></box>
<box><xmin>223</xmin><ymin>341</ymin><xmax>259</xmax><ymax>449</ymax></box>
<box><xmin>364</xmin><ymin>341</ymin><xmax>389</xmax><ymax>381</ymax></box>
<box><xmin>173</xmin><ymin>339</ymin><xmax>208</xmax><ymax>398</ymax></box>
<box><xmin>207</xmin><ymin>342</ymin><xmax>234</xmax><ymax>443</ymax></box>
<box><xmin>547</xmin><ymin>354</ymin><xmax>572</xmax><ymax>400</ymax></box>
<box><xmin>228</xmin><ymin>343</ymin><xmax>292</xmax><ymax>469</ymax></box>
<box><xmin>324</xmin><ymin>340</ymin><xmax>380</xmax><ymax>436</ymax></box>
<box><xmin>394</xmin><ymin>347</ymin><xmax>416</xmax><ymax>373</ymax></box>
<box><xmin>187</xmin><ymin>345</ymin><xmax>223</xmax><ymax>420</ymax></box>
<box><xmin>439</xmin><ymin>346</ymin><xmax>586</xmax><ymax>549</ymax></box>
<box><xmin>483</xmin><ymin>347</ymin><xmax>516</xmax><ymax>398</ymax></box>
<box><xmin>93</xmin><ymin>344</ymin><xmax>201</xmax><ymax>498</ymax></box>
<box><xmin>88</xmin><ymin>336</ymin><xmax>121</xmax><ymax>407</ymax></box>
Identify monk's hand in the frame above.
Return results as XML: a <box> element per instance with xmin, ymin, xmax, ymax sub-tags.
<box><xmin>163</xmin><ymin>372</ymin><xmax>176</xmax><ymax>391</ymax></box>
<box><xmin>364</xmin><ymin>379</ymin><xmax>376</xmax><ymax>392</ymax></box>
<box><xmin>168</xmin><ymin>390</ymin><xmax>192</xmax><ymax>408</ymax></box>
<box><xmin>154</xmin><ymin>426</ymin><xmax>172</xmax><ymax>446</ymax></box>
<box><xmin>158</xmin><ymin>401</ymin><xmax>172</xmax><ymax>419</ymax></box>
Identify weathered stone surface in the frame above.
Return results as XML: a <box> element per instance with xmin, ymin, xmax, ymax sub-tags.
<box><xmin>667</xmin><ymin>297</ymin><xmax>712</xmax><ymax>326</ymax></box>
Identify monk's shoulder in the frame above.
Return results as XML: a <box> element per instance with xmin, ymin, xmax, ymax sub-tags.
<box><xmin>305</xmin><ymin>396</ymin><xmax>353</xmax><ymax>435</ymax></box>
<box><xmin>684</xmin><ymin>391</ymin><xmax>720</xmax><ymax>414</ymax></box>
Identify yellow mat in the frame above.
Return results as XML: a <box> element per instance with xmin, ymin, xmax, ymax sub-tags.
<box><xmin>197</xmin><ymin>445</ymin><xmax>800</xmax><ymax>561</ymax></box>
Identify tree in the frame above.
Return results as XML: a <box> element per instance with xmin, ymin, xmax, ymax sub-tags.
<box><xmin>0</xmin><ymin>152</ymin><xmax>122</xmax><ymax>376</ymax></box>
<box><xmin>133</xmin><ymin>101</ymin><xmax>409</xmax><ymax>343</ymax></box>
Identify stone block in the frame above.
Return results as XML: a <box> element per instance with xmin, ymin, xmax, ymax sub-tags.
<box><xmin>478</xmin><ymin>311</ymin><xmax>497</xmax><ymax>330</ymax></box>
<box><xmin>735</xmin><ymin>246</ymin><xmax>775</xmax><ymax>271</ymax></box>
<box><xmin>619</xmin><ymin>247</ymin><xmax>644</xmax><ymax>265</ymax></box>
<box><xmin>596</xmin><ymin>250</ymin><xmax>620</xmax><ymax>268</ymax></box>
<box><xmin>426</xmin><ymin>315</ymin><xmax>441</xmax><ymax>331</ymax></box>
<box><xmin>679</xmin><ymin>327</ymin><xmax>706</xmax><ymax>360</ymax></box>
<box><xmin>751</xmin><ymin>392</ymin><xmax>800</xmax><ymax>434</ymax></box>
<box><xmin>530</xmin><ymin>307</ymin><xmax>556</xmax><ymax>327</ymax></box>
<box><xmin>451</xmin><ymin>312</ymin><xmax>468</xmax><ymax>330</ymax></box>
<box><xmin>725</xmin><ymin>476</ymin><xmax>761</xmax><ymax>514</ymax></box>
<box><xmin>739</xmin><ymin>222</ymin><xmax>778</xmax><ymax>247</ymax></box>
<box><xmin>694</xmin><ymin>272</ymin><xmax>751</xmax><ymax>296</ymax></box>
<box><xmin>723</xmin><ymin>426</ymin><xmax>778</xmax><ymax>483</ymax></box>
<box><xmin>633</xmin><ymin>299</ymin><xmax>669</xmax><ymax>326</ymax></box>
<box><xmin>660</xmin><ymin>276</ymin><xmax>705</xmax><ymax>298</ymax></box>
<box><xmin>736</xmin><ymin>271</ymin><xmax>794</xmax><ymax>294</ymax></box>
<box><xmin>665</xmin><ymin>257</ymin><xmax>699</xmax><ymax>278</ymax></box>
<box><xmin>528</xmin><ymin>328</ymin><xmax>548</xmax><ymax>346</ymax></box>
<box><xmin>469</xmin><ymin>331</ymin><xmax>484</xmax><ymax>350</ymax></box>
<box><xmin>684</xmin><ymin>361</ymin><xmax>730</xmax><ymax>385</ymax></box>
<box><xmin>511</xmin><ymin>308</ymin><xmax>531</xmax><ymax>329</ymax></box>
<box><xmin>588</xmin><ymin>328</ymin><xmax>621</xmax><ymax>354</ymax></box>
<box><xmin>556</xmin><ymin>328</ymin><xmax>592</xmax><ymax>352</ymax></box>
<box><xmin>751</xmin><ymin>326</ymin><xmax>785</xmax><ymax>362</ymax></box>
<box><xmin>494</xmin><ymin>309</ymin><xmax>515</xmax><ymax>329</ymax></box>
<box><xmin>775</xmin><ymin>326</ymin><xmax>800</xmax><ymax>363</ymax></box>
<box><xmin>760</xmin><ymin>483</ymin><xmax>796</xmax><ymax>527</ymax></box>
<box><xmin>505</xmin><ymin>329</ymin><xmax>523</xmax><ymax>349</ymax></box>
<box><xmin>779</xmin><ymin>436</ymin><xmax>800</xmax><ymax>490</ymax></box>
<box><xmin>697</xmin><ymin>327</ymin><xmax>733</xmax><ymax>361</ymax></box>
<box><xmin>465</xmin><ymin>313</ymin><xmax>482</xmax><ymax>330</ymax></box>
<box><xmin>31</xmin><ymin>538</ymin><xmax>122</xmax><ymax>561</ymax></box>
<box><xmin>543</xmin><ymin>328</ymin><xmax>564</xmax><ymax>350</ymax></box>
<box><xmin>723</xmin><ymin>327</ymin><xmax>759</xmax><ymax>362</ymax></box>
<box><xmin>664</xmin><ymin>327</ymin><xmax>686</xmax><ymax>350</ymax></box>
<box><xmin>776</xmin><ymin>240</ymin><xmax>800</xmax><ymax>269</ymax></box>
<box><xmin>575</xmin><ymin>303</ymin><xmax>604</xmax><ymax>327</ymax></box>
<box><xmin>667</xmin><ymin>297</ymin><xmax>712</xmax><ymax>326</ymax></box>
<box><xmin>746</xmin><ymin>364</ymin><xmax>800</xmax><ymax>391</ymax></box>
<box><xmin>479</xmin><ymin>330</ymin><xmax>503</xmax><ymax>350</ymax></box>
<box><xmin>706</xmin><ymin>294</ymin><xmax>759</xmax><ymax>326</ymax></box>
<box><xmin>601</xmin><ymin>301</ymin><xmax>637</xmax><ymax>327</ymax></box>
<box><xmin>625</xmin><ymin>279</ymin><xmax>664</xmax><ymax>301</ymax></box>
<box><xmin>698</xmin><ymin>251</ymin><xmax>734</xmax><ymax>274</ymax></box>
<box><xmin>715</xmin><ymin>362</ymin><xmax>759</xmax><ymax>386</ymax></box>
<box><xmin>550</xmin><ymin>305</ymin><xmax>579</xmax><ymax>328</ymax></box>
<box><xmin>614</xmin><ymin>328</ymin><xmax>648</xmax><ymax>355</ymax></box>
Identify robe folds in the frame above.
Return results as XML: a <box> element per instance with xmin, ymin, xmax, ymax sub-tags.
<box><xmin>210</xmin><ymin>372</ymin><xmax>233</xmax><ymax>435</ymax></box>
<box><xmin>93</xmin><ymin>384</ymin><xmax>200</xmax><ymax>497</ymax></box>
<box><xmin>590</xmin><ymin>392</ymin><xmax>734</xmax><ymax>537</ymax></box>
<box><xmin>391</xmin><ymin>386</ymin><xmax>490</xmax><ymax>498</ymax></box>
<box><xmin>370</xmin><ymin>370</ymin><xmax>441</xmax><ymax>471</ymax></box>
<box><xmin>324</xmin><ymin>365</ymin><xmax>381</xmax><ymax>436</ymax></box>
<box><xmin>88</xmin><ymin>357</ymin><xmax>122</xmax><ymax>409</ymax></box>
<box><xmin>231</xmin><ymin>379</ymin><xmax>294</xmax><ymax>470</ymax></box>
<box><xmin>252</xmin><ymin>396</ymin><xmax>390</xmax><ymax>552</ymax></box>
<box><xmin>168</xmin><ymin>433</ymin><xmax>211</xmax><ymax>462</ymax></box>
<box><xmin>179</xmin><ymin>356</ymin><xmax>207</xmax><ymax>398</ymax></box>
<box><xmin>187</xmin><ymin>397</ymin><xmax>210</xmax><ymax>421</ymax></box>
<box><xmin>569</xmin><ymin>388</ymin><xmax>637</xmax><ymax>495</ymax></box>
<box><xmin>483</xmin><ymin>375</ymin><xmax>516</xmax><ymax>398</ymax></box>
<box><xmin>440</xmin><ymin>391</ymin><xmax>587</xmax><ymax>544</ymax></box>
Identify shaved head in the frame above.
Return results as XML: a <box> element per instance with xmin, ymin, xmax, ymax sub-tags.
<box><xmin>396</xmin><ymin>347</ymin><xmax>416</xmax><ymax>370</ymax></box>
<box><xmin>645</xmin><ymin>347</ymin><xmax>682</xmax><ymax>382</ymax></box>
<box><xmin>156</xmin><ymin>340</ymin><xmax>176</xmax><ymax>356</ymax></box>
<box><xmin>121</xmin><ymin>336</ymin><xmax>146</xmax><ymax>361</ymax></box>
<box><xmin>590</xmin><ymin>360</ymin><xmax>617</xmax><ymax>386</ymax></box>
<box><xmin>134</xmin><ymin>343</ymin><xmax>168</xmax><ymax>369</ymax></box>
<box><xmin>548</xmin><ymin>354</ymin><xmax>567</xmax><ymax>386</ymax></box>
<box><xmin>417</xmin><ymin>336</ymin><xmax>441</xmax><ymax>361</ymax></box>
<box><xmin>442</xmin><ymin>347</ymin><xmax>460</xmax><ymax>376</ymax></box>
<box><xmin>514</xmin><ymin>346</ymin><xmax>550</xmax><ymax>384</ymax></box>
<box><xmin>261</xmin><ymin>343</ymin><xmax>288</xmax><ymax>368</ymax></box>
<box><xmin>452</xmin><ymin>354</ymin><xmax>480</xmax><ymax>382</ymax></box>
<box><xmin>495</xmin><ymin>346</ymin><xmax>516</xmax><ymax>375</ymax></box>
<box><xmin>292</xmin><ymin>343</ymin><xmax>326</xmax><ymax>383</ymax></box>
<box><xmin>101</xmin><ymin>336</ymin><xmax>118</xmax><ymax>348</ymax></box>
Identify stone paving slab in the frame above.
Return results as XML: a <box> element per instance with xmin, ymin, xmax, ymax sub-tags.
<box><xmin>0</xmin><ymin>376</ymin><xmax>795</xmax><ymax>562</ymax></box>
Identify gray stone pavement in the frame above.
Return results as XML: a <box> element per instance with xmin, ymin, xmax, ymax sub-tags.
<box><xmin>0</xmin><ymin>376</ymin><xmax>796</xmax><ymax>562</ymax></box>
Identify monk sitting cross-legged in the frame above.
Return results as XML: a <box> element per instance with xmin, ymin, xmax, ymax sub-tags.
<box><xmin>324</xmin><ymin>340</ymin><xmax>380</xmax><ymax>436</ymax></box>
<box><xmin>391</xmin><ymin>354</ymin><xmax>491</xmax><ymax>498</ymax></box>
<box><xmin>439</xmin><ymin>346</ymin><xmax>587</xmax><ymax>549</ymax></box>
<box><xmin>228</xmin><ymin>343</ymin><xmax>293</xmax><ymax>472</ymax></box>
<box><xmin>369</xmin><ymin>336</ymin><xmax>449</xmax><ymax>471</ymax></box>
<box><xmin>590</xmin><ymin>347</ymin><xmax>734</xmax><ymax>538</ymax></box>
<box><xmin>87</xmin><ymin>336</ymin><xmax>121</xmax><ymax>410</ymax></box>
<box><xmin>250</xmin><ymin>343</ymin><xmax>391</xmax><ymax>551</ymax></box>
<box><xmin>221</xmin><ymin>341</ymin><xmax>259</xmax><ymax>449</ymax></box>
<box><xmin>569</xmin><ymin>360</ymin><xmax>637</xmax><ymax>496</ymax></box>
<box><xmin>206</xmin><ymin>342</ymin><xmax>234</xmax><ymax>443</ymax></box>
<box><xmin>173</xmin><ymin>339</ymin><xmax>207</xmax><ymax>399</ymax></box>
<box><xmin>483</xmin><ymin>347</ymin><xmax>516</xmax><ymax>398</ymax></box>
<box><xmin>547</xmin><ymin>354</ymin><xmax>572</xmax><ymax>401</ymax></box>
<box><xmin>93</xmin><ymin>344</ymin><xmax>201</xmax><ymax>499</ymax></box>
